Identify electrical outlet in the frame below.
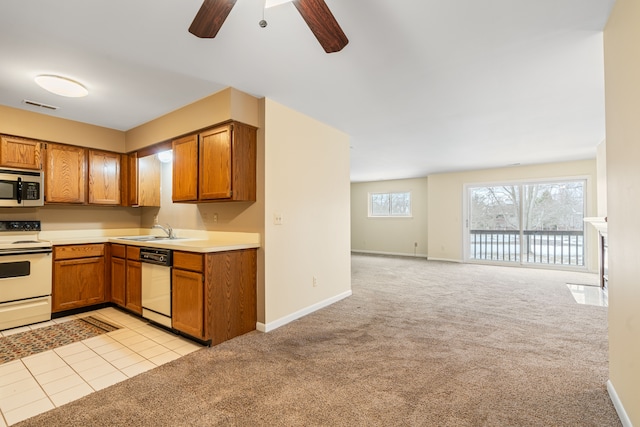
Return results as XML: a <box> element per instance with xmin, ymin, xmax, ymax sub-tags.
<box><xmin>414</xmin><ymin>242</ymin><xmax>418</xmax><ymax>248</ymax></box>
<box><xmin>274</xmin><ymin>213</ymin><xmax>283</xmax><ymax>225</ymax></box>
<box><xmin>213</xmin><ymin>213</ymin><xmax>218</xmax><ymax>224</ymax></box>
<box><xmin>312</xmin><ymin>276</ymin><xmax>318</xmax><ymax>287</ymax></box>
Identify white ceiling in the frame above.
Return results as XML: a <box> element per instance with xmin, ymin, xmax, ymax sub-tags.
<box><xmin>0</xmin><ymin>0</ymin><xmax>615</xmax><ymax>182</ymax></box>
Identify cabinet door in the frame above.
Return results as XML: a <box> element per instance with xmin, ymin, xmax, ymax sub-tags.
<box><xmin>45</xmin><ymin>143</ymin><xmax>87</xmax><ymax>204</ymax></box>
<box><xmin>88</xmin><ymin>149</ymin><xmax>121</xmax><ymax>205</ymax></box>
<box><xmin>229</xmin><ymin>122</ymin><xmax>257</xmax><ymax>201</ymax></box>
<box><xmin>207</xmin><ymin>249</ymin><xmax>257</xmax><ymax>345</ymax></box>
<box><xmin>199</xmin><ymin>125</ymin><xmax>232</xmax><ymax>200</ymax></box>
<box><xmin>126</xmin><ymin>260</ymin><xmax>142</xmax><ymax>314</ymax></box>
<box><xmin>0</xmin><ymin>135</ymin><xmax>42</xmax><ymax>170</ymax></box>
<box><xmin>172</xmin><ymin>268</ymin><xmax>204</xmax><ymax>339</ymax></box>
<box><xmin>123</xmin><ymin>152</ymin><xmax>138</xmax><ymax>207</ymax></box>
<box><xmin>111</xmin><ymin>257</ymin><xmax>126</xmax><ymax>307</ymax></box>
<box><xmin>172</xmin><ymin>134</ymin><xmax>198</xmax><ymax>202</ymax></box>
<box><xmin>138</xmin><ymin>154</ymin><xmax>161</xmax><ymax>207</ymax></box>
<box><xmin>53</xmin><ymin>257</ymin><xmax>105</xmax><ymax>312</ymax></box>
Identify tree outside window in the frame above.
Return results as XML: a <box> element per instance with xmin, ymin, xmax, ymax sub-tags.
<box><xmin>369</xmin><ymin>192</ymin><xmax>411</xmax><ymax>217</ymax></box>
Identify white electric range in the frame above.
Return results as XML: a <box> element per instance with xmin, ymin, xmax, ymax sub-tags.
<box><xmin>0</xmin><ymin>220</ymin><xmax>53</xmax><ymax>331</ymax></box>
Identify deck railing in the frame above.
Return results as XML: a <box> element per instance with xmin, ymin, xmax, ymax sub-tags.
<box><xmin>470</xmin><ymin>230</ymin><xmax>584</xmax><ymax>266</ymax></box>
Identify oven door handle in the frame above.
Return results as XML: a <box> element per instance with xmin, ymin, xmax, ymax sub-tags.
<box><xmin>0</xmin><ymin>248</ymin><xmax>53</xmax><ymax>256</ymax></box>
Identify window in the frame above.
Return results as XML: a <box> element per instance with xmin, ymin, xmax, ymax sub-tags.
<box><xmin>369</xmin><ymin>191</ymin><xmax>412</xmax><ymax>217</ymax></box>
<box><xmin>466</xmin><ymin>179</ymin><xmax>586</xmax><ymax>267</ymax></box>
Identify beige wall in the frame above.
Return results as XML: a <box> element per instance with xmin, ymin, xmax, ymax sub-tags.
<box><xmin>139</xmin><ymin>161</ymin><xmax>263</xmax><ymax>233</ymax></box>
<box><xmin>0</xmin><ymin>206</ymin><xmax>141</xmax><ymax>231</ymax></box>
<box><xmin>0</xmin><ymin>105</ymin><xmax>125</xmax><ymax>152</ymax></box>
<box><xmin>427</xmin><ymin>160</ymin><xmax>598</xmax><ymax>270</ymax></box>
<box><xmin>604</xmin><ymin>0</ymin><xmax>640</xmax><ymax>423</ymax></box>
<box><xmin>351</xmin><ymin>178</ymin><xmax>428</xmax><ymax>257</ymax></box>
<box><xmin>125</xmin><ymin>88</ymin><xmax>259</xmax><ymax>152</ymax></box>
<box><xmin>263</xmin><ymin>98</ymin><xmax>351</xmax><ymax>327</ymax></box>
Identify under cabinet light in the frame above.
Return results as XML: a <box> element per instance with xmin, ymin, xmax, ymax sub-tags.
<box><xmin>157</xmin><ymin>150</ymin><xmax>173</xmax><ymax>163</ymax></box>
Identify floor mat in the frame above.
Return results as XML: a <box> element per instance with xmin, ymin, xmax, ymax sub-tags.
<box><xmin>0</xmin><ymin>316</ymin><xmax>120</xmax><ymax>364</ymax></box>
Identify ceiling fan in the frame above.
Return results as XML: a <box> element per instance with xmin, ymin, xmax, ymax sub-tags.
<box><xmin>189</xmin><ymin>0</ymin><xmax>349</xmax><ymax>53</ymax></box>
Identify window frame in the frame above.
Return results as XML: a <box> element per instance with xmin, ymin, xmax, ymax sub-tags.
<box><xmin>462</xmin><ymin>176</ymin><xmax>589</xmax><ymax>270</ymax></box>
<box><xmin>368</xmin><ymin>191</ymin><xmax>413</xmax><ymax>218</ymax></box>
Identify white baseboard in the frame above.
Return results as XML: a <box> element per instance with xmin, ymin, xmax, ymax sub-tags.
<box><xmin>607</xmin><ymin>380</ymin><xmax>633</xmax><ymax>427</ymax></box>
<box><xmin>256</xmin><ymin>290</ymin><xmax>352</xmax><ymax>333</ymax></box>
<box><xmin>426</xmin><ymin>257</ymin><xmax>462</xmax><ymax>263</ymax></box>
<box><xmin>351</xmin><ymin>250</ymin><xmax>428</xmax><ymax>258</ymax></box>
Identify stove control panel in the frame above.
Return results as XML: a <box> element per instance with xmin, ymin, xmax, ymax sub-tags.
<box><xmin>0</xmin><ymin>221</ymin><xmax>42</xmax><ymax>232</ymax></box>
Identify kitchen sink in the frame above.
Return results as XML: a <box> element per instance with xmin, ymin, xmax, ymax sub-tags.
<box><xmin>117</xmin><ymin>236</ymin><xmax>185</xmax><ymax>242</ymax></box>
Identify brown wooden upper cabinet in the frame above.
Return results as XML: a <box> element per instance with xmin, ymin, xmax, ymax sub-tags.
<box><xmin>123</xmin><ymin>152</ymin><xmax>139</xmax><ymax>206</ymax></box>
<box><xmin>45</xmin><ymin>143</ymin><xmax>122</xmax><ymax>205</ymax></box>
<box><xmin>172</xmin><ymin>133</ymin><xmax>199</xmax><ymax>202</ymax></box>
<box><xmin>88</xmin><ymin>149</ymin><xmax>121</xmax><ymax>205</ymax></box>
<box><xmin>137</xmin><ymin>154</ymin><xmax>161</xmax><ymax>206</ymax></box>
<box><xmin>45</xmin><ymin>143</ymin><xmax>87</xmax><ymax>204</ymax></box>
<box><xmin>0</xmin><ymin>135</ymin><xmax>42</xmax><ymax>170</ymax></box>
<box><xmin>172</xmin><ymin>121</ymin><xmax>257</xmax><ymax>203</ymax></box>
<box><xmin>121</xmin><ymin>152</ymin><xmax>161</xmax><ymax>207</ymax></box>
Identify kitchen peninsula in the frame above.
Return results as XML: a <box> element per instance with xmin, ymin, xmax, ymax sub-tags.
<box><xmin>40</xmin><ymin>229</ymin><xmax>259</xmax><ymax>346</ymax></box>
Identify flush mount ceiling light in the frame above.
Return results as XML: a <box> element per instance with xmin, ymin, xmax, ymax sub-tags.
<box><xmin>34</xmin><ymin>74</ymin><xmax>88</xmax><ymax>98</ymax></box>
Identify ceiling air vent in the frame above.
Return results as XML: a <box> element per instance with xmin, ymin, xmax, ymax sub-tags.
<box><xmin>22</xmin><ymin>99</ymin><xmax>59</xmax><ymax>110</ymax></box>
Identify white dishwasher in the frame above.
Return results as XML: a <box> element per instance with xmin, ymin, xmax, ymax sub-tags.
<box><xmin>140</xmin><ymin>247</ymin><xmax>172</xmax><ymax>328</ymax></box>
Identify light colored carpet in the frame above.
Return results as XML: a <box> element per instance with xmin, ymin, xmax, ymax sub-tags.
<box><xmin>17</xmin><ymin>255</ymin><xmax>619</xmax><ymax>426</ymax></box>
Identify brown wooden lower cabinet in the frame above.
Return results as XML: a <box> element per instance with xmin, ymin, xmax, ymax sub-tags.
<box><xmin>111</xmin><ymin>256</ymin><xmax>126</xmax><ymax>306</ymax></box>
<box><xmin>172</xmin><ymin>268</ymin><xmax>204</xmax><ymax>339</ymax></box>
<box><xmin>110</xmin><ymin>244</ymin><xmax>142</xmax><ymax>315</ymax></box>
<box><xmin>125</xmin><ymin>246</ymin><xmax>141</xmax><ymax>314</ymax></box>
<box><xmin>54</xmin><ymin>243</ymin><xmax>256</xmax><ymax>346</ymax></box>
<box><xmin>172</xmin><ymin>248</ymin><xmax>257</xmax><ymax>345</ymax></box>
<box><xmin>125</xmin><ymin>258</ymin><xmax>142</xmax><ymax>314</ymax></box>
<box><xmin>52</xmin><ymin>244</ymin><xmax>106</xmax><ymax>312</ymax></box>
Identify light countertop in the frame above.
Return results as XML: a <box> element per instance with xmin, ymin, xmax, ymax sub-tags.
<box><xmin>39</xmin><ymin>228</ymin><xmax>261</xmax><ymax>253</ymax></box>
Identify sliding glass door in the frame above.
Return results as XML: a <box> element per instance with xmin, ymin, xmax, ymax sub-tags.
<box><xmin>467</xmin><ymin>180</ymin><xmax>585</xmax><ymax>267</ymax></box>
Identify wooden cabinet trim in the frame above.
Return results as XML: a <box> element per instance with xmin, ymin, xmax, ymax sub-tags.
<box><xmin>54</xmin><ymin>244</ymin><xmax>105</xmax><ymax>260</ymax></box>
<box><xmin>111</xmin><ymin>244</ymin><xmax>126</xmax><ymax>258</ymax></box>
<box><xmin>173</xmin><ymin>251</ymin><xmax>204</xmax><ymax>272</ymax></box>
<box><xmin>126</xmin><ymin>246</ymin><xmax>140</xmax><ymax>260</ymax></box>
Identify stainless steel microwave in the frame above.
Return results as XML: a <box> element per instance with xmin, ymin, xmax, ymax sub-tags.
<box><xmin>0</xmin><ymin>167</ymin><xmax>44</xmax><ymax>207</ymax></box>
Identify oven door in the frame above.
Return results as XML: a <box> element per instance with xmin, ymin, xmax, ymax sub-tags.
<box><xmin>0</xmin><ymin>251</ymin><xmax>53</xmax><ymax>330</ymax></box>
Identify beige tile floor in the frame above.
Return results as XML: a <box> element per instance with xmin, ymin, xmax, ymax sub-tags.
<box><xmin>0</xmin><ymin>307</ymin><xmax>203</xmax><ymax>426</ymax></box>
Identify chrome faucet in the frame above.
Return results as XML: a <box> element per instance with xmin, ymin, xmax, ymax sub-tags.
<box><xmin>153</xmin><ymin>223</ymin><xmax>176</xmax><ymax>239</ymax></box>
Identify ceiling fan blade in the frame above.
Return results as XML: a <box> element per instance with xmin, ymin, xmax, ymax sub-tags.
<box><xmin>292</xmin><ymin>0</ymin><xmax>349</xmax><ymax>53</ymax></box>
<box><xmin>189</xmin><ymin>0</ymin><xmax>237</xmax><ymax>38</ymax></box>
